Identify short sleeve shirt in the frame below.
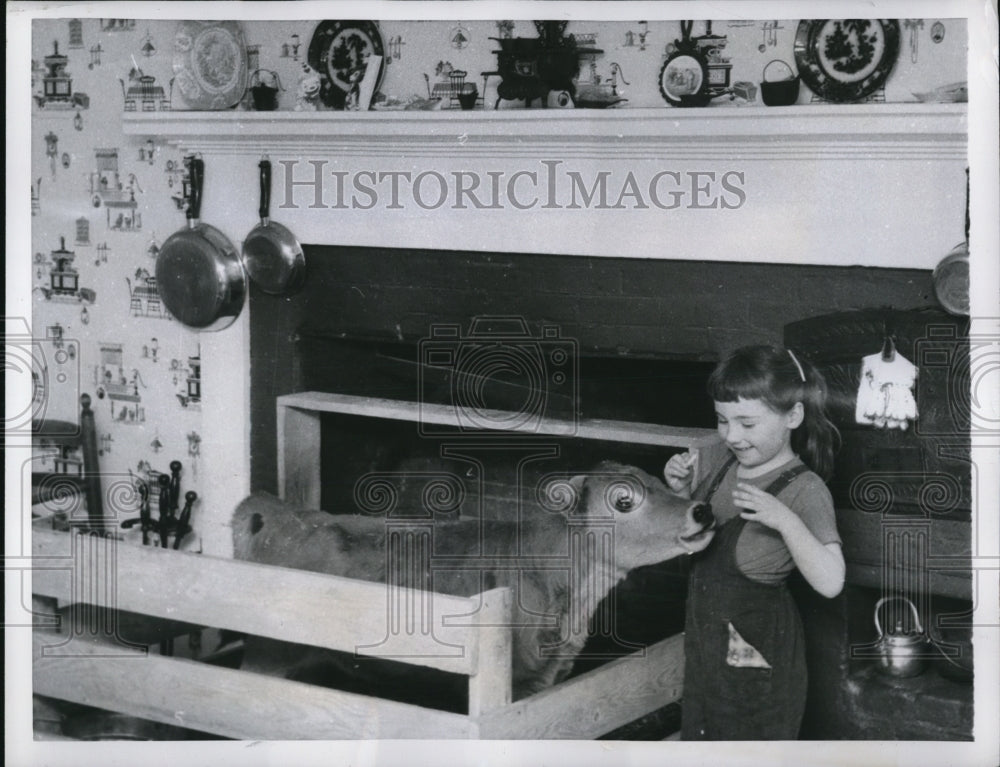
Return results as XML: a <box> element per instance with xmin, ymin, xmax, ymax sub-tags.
<box><xmin>694</xmin><ymin>456</ymin><xmax>841</xmax><ymax>585</ymax></box>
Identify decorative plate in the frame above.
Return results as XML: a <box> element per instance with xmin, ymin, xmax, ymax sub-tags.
<box><xmin>172</xmin><ymin>21</ymin><xmax>248</xmax><ymax>110</ymax></box>
<box><xmin>658</xmin><ymin>49</ymin><xmax>711</xmax><ymax>107</ymax></box>
<box><xmin>307</xmin><ymin>21</ymin><xmax>385</xmax><ymax>109</ymax></box>
<box><xmin>794</xmin><ymin>19</ymin><xmax>900</xmax><ymax>103</ymax></box>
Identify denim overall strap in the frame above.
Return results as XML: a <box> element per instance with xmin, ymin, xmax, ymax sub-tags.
<box><xmin>761</xmin><ymin>462</ymin><xmax>809</xmax><ymax>499</ymax></box>
<box><xmin>696</xmin><ymin>455</ymin><xmax>738</xmax><ymax>503</ymax></box>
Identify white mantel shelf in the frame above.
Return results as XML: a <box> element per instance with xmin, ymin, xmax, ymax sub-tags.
<box><xmin>123</xmin><ymin>104</ymin><xmax>967</xmax><ymax>160</ymax></box>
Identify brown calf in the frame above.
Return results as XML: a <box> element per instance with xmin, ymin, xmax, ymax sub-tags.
<box><xmin>231</xmin><ymin>460</ymin><xmax>714</xmax><ymax>703</ymax></box>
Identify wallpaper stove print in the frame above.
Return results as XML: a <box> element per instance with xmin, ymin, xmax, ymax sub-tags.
<box><xmin>35</xmin><ymin>237</ymin><xmax>96</xmax><ymax>304</ymax></box>
<box><xmin>89</xmin><ymin>149</ymin><xmax>143</xmax><ymax>231</ymax></box>
<box><xmin>34</xmin><ymin>41</ymin><xmax>90</xmax><ymax>110</ymax></box>
<box><xmin>172</xmin><ymin>350</ymin><xmax>201</xmax><ymax>410</ymax></box>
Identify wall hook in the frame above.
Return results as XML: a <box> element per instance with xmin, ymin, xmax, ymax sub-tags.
<box><xmin>881</xmin><ymin>335</ymin><xmax>897</xmax><ymax>362</ymax></box>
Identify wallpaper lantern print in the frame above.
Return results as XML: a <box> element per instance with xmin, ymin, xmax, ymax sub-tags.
<box><xmin>68</xmin><ymin>19</ymin><xmax>84</xmax><ymax>49</ymax></box>
<box><xmin>75</xmin><ymin>217</ymin><xmax>91</xmax><ymax>246</ymax></box>
<box><xmin>88</xmin><ymin>43</ymin><xmax>103</xmax><ymax>69</ymax></box>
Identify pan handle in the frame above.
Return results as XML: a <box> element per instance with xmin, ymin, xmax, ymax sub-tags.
<box><xmin>184</xmin><ymin>155</ymin><xmax>197</xmax><ymax>224</ymax></box>
<box><xmin>258</xmin><ymin>157</ymin><xmax>272</xmax><ymax>222</ymax></box>
<box><xmin>187</xmin><ymin>155</ymin><xmax>203</xmax><ymax>224</ymax></box>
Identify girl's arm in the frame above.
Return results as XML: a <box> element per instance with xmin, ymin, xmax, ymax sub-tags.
<box><xmin>774</xmin><ymin>514</ymin><xmax>846</xmax><ymax>598</ymax></box>
<box><xmin>732</xmin><ymin>483</ymin><xmax>846</xmax><ymax>598</ymax></box>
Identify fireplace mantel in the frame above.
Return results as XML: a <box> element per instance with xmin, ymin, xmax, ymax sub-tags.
<box><xmin>124</xmin><ymin>104</ymin><xmax>966</xmax><ymax>160</ymax></box>
<box><xmin>123</xmin><ymin>103</ymin><xmax>969</xmax><ymax>269</ymax></box>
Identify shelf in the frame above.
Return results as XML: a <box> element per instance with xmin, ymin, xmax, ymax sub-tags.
<box><xmin>276</xmin><ymin>391</ymin><xmax>720</xmax><ymax>509</ymax></box>
<box><xmin>278</xmin><ymin>390</ymin><xmax>719</xmax><ymax>447</ymax></box>
<box><xmin>123</xmin><ymin>104</ymin><xmax>968</xmax><ymax>160</ymax></box>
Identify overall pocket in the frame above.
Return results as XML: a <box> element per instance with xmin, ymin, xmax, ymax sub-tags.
<box><xmin>719</xmin><ymin>611</ymin><xmax>776</xmax><ymax>701</ymax></box>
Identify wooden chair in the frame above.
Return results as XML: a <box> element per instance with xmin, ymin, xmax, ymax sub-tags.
<box><xmin>32</xmin><ymin>393</ymin><xmax>104</xmax><ymax>531</ymax></box>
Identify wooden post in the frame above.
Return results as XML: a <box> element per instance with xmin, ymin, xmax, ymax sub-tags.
<box><xmin>466</xmin><ymin>587</ymin><xmax>513</xmax><ymax>717</ymax></box>
<box><xmin>79</xmin><ymin>394</ymin><xmax>104</xmax><ymax>531</ymax></box>
<box><xmin>277</xmin><ymin>403</ymin><xmax>321</xmax><ymax>507</ymax></box>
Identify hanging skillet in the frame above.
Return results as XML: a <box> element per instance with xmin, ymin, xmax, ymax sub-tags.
<box><xmin>241</xmin><ymin>156</ymin><xmax>305</xmax><ymax>295</ymax></box>
<box><xmin>156</xmin><ymin>156</ymin><xmax>247</xmax><ymax>331</ymax></box>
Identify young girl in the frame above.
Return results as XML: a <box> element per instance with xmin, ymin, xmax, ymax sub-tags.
<box><xmin>664</xmin><ymin>344</ymin><xmax>845</xmax><ymax>741</ymax></box>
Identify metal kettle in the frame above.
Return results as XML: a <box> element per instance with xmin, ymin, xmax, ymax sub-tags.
<box><xmin>874</xmin><ymin>596</ymin><xmax>930</xmax><ymax>678</ymax></box>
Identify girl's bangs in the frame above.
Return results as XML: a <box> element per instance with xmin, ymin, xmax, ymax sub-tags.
<box><xmin>708</xmin><ymin>364</ymin><xmax>773</xmax><ymax>404</ymax></box>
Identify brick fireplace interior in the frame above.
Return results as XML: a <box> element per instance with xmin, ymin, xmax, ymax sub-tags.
<box><xmin>247</xmin><ymin>244</ymin><xmax>972</xmax><ymax>739</ymax></box>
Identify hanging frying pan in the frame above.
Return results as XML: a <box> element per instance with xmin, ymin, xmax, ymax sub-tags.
<box><xmin>156</xmin><ymin>156</ymin><xmax>246</xmax><ymax>331</ymax></box>
<box><xmin>241</xmin><ymin>156</ymin><xmax>305</xmax><ymax>295</ymax></box>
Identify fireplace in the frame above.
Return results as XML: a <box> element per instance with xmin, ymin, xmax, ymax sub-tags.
<box><xmin>239</xmin><ymin>243</ymin><xmax>973</xmax><ymax>737</ymax></box>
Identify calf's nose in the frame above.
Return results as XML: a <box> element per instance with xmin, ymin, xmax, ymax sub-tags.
<box><xmin>692</xmin><ymin>503</ymin><xmax>714</xmax><ymax>527</ymax></box>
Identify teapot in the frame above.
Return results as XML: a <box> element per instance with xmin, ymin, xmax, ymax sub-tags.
<box><xmin>874</xmin><ymin>596</ymin><xmax>930</xmax><ymax>678</ymax></box>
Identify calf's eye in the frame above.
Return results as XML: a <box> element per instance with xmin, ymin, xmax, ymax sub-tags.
<box><xmin>603</xmin><ymin>477</ymin><xmax>644</xmax><ymax>514</ymax></box>
<box><xmin>614</xmin><ymin>496</ymin><xmax>634</xmax><ymax>513</ymax></box>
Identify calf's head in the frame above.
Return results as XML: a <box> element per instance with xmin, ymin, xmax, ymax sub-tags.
<box><xmin>557</xmin><ymin>460</ymin><xmax>716</xmax><ymax>571</ymax></box>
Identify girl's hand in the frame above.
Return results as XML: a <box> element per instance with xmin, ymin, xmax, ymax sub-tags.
<box><xmin>664</xmin><ymin>451</ymin><xmax>698</xmax><ymax>497</ymax></box>
<box><xmin>732</xmin><ymin>483</ymin><xmax>796</xmax><ymax>533</ymax></box>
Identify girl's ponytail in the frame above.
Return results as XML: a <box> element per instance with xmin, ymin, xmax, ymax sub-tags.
<box><xmin>790</xmin><ymin>352</ymin><xmax>840</xmax><ymax>481</ymax></box>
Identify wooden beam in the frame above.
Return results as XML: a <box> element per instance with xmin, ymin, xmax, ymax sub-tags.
<box><xmin>476</xmin><ymin>633</ymin><xmax>684</xmax><ymax>739</ymax></box>
<box><xmin>32</xmin><ymin>528</ymin><xmax>489</xmax><ymax>675</ymax></box>
<box><xmin>278</xmin><ymin>391</ymin><xmax>719</xmax><ymax>448</ymax></box>
<box><xmin>33</xmin><ymin>629</ymin><xmax>477</xmax><ymax>740</ymax></box>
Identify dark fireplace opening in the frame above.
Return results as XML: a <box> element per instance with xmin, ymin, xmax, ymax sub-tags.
<box><xmin>245</xmin><ymin>245</ymin><xmax>967</xmax><ymax>737</ymax></box>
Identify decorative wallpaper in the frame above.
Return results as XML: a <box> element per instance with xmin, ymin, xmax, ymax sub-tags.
<box><xmin>29</xmin><ymin>18</ymin><xmax>968</xmax><ymax>547</ymax></box>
